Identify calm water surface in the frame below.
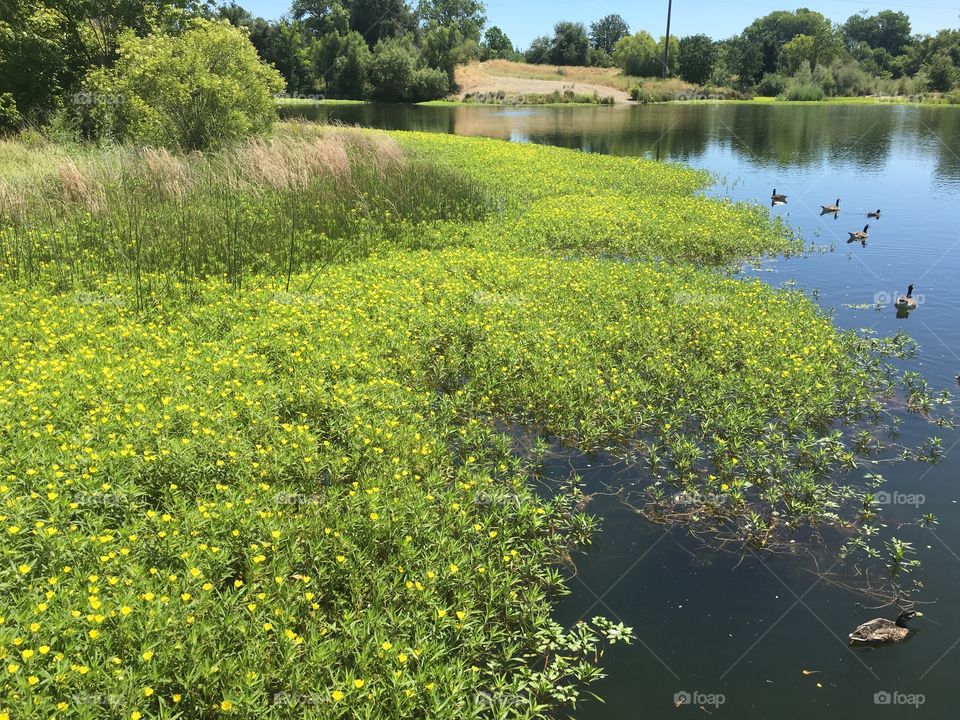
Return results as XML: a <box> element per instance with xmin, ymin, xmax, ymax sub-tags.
<box><xmin>285</xmin><ymin>102</ymin><xmax>960</xmax><ymax>719</ymax></box>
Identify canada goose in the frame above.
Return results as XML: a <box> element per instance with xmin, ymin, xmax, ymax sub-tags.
<box><xmin>821</xmin><ymin>199</ymin><xmax>841</xmax><ymax>213</ymax></box>
<box><xmin>895</xmin><ymin>285</ymin><xmax>917</xmax><ymax>311</ymax></box>
<box><xmin>849</xmin><ymin>610</ymin><xmax>922</xmax><ymax>645</ymax></box>
<box><xmin>868</xmin><ymin>209</ymin><xmax>881</xmax><ymax>219</ymax></box>
<box><xmin>849</xmin><ymin>224</ymin><xmax>870</xmax><ymax>241</ymax></box>
<box><xmin>771</xmin><ymin>188</ymin><xmax>787</xmax><ymax>202</ymax></box>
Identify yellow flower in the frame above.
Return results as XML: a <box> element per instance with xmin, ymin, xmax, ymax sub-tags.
<box><xmin>142</xmin><ymin>650</ymin><xmax>154</xmax><ymax>662</ymax></box>
<box><xmin>173</xmin><ymin>694</ymin><xmax>182</xmax><ymax>703</ymax></box>
<box><xmin>120</xmin><ymin>606</ymin><xmax>132</xmax><ymax>616</ymax></box>
<box><xmin>143</xmin><ymin>687</ymin><xmax>154</xmax><ymax>697</ymax></box>
<box><xmin>220</xmin><ymin>700</ymin><xmax>233</xmax><ymax>711</ymax></box>
<box><xmin>332</xmin><ymin>690</ymin><xmax>345</xmax><ymax>702</ymax></box>
<box><xmin>381</xmin><ymin>641</ymin><xmax>392</xmax><ymax>651</ymax></box>
<box><xmin>131</xmin><ymin>713</ymin><xmax>142</xmax><ymax>720</ymax></box>
<box><xmin>354</xmin><ymin>679</ymin><xmax>364</xmax><ymax>689</ymax></box>
<box><xmin>28</xmin><ymin>675</ymin><xmax>39</xmax><ymax>685</ymax></box>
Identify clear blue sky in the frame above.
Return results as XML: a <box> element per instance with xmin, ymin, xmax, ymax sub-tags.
<box><xmin>237</xmin><ymin>1</ymin><xmax>959</xmax><ymax>47</ymax></box>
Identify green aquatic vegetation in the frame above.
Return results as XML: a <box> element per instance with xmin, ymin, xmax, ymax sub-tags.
<box><xmin>509</xmin><ymin>193</ymin><xmax>800</xmax><ymax>264</ymax></box>
<box><xmin>0</xmin><ymin>127</ymin><xmax>937</xmax><ymax>718</ymax></box>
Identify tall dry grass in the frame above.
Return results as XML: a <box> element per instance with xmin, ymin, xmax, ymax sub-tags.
<box><xmin>0</xmin><ymin>128</ymin><xmax>489</xmax><ymax>302</ymax></box>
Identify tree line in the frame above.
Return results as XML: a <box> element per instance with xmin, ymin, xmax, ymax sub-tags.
<box><xmin>0</xmin><ymin>1</ymin><xmax>489</xmax><ymax>134</ymax></box>
<box><xmin>3</xmin><ymin>2</ymin><xmax>960</xmax><ymax>138</ymax></box>
<box><xmin>521</xmin><ymin>10</ymin><xmax>960</xmax><ymax>98</ymax></box>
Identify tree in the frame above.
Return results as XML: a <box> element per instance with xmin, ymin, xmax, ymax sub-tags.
<box><xmin>782</xmin><ymin>34</ymin><xmax>815</xmax><ymax>73</ymax></box>
<box><xmin>657</xmin><ymin>34</ymin><xmax>679</xmax><ymax>77</ymax></box>
<box><xmin>525</xmin><ymin>35</ymin><xmax>550</xmax><ymax>64</ymax></box>
<box><xmin>0</xmin><ymin>1</ymin><xmax>204</xmax><ymax>125</ymax></box>
<box><xmin>369</xmin><ymin>36</ymin><xmax>448</xmax><ymax>101</ymax></box>
<box><xmin>738</xmin><ymin>9</ymin><xmax>840</xmax><ymax>77</ymax></box>
<box><xmin>480</xmin><ymin>26</ymin><xmax>515</xmax><ymax>61</ymax></box>
<box><xmin>843</xmin><ymin>10</ymin><xmax>912</xmax><ymax>56</ymax></box>
<box><xmin>924</xmin><ymin>52</ymin><xmax>957</xmax><ymax>91</ymax></box>
<box><xmin>254</xmin><ymin>19</ymin><xmax>314</xmax><ymax>94</ymax></box>
<box><xmin>678</xmin><ymin>34</ymin><xmax>716</xmax><ymax>85</ymax></box>
<box><xmin>422</xmin><ymin>21</ymin><xmax>477</xmax><ymax>87</ymax></box>
<box><xmin>313</xmin><ymin>29</ymin><xmax>372</xmax><ymax>98</ymax></box>
<box><xmin>293</xmin><ymin>0</ymin><xmax>414</xmax><ymax>46</ymax></box>
<box><xmin>417</xmin><ymin>0</ymin><xmax>486</xmax><ymax>44</ymax></box>
<box><xmin>84</xmin><ymin>18</ymin><xmax>285</xmax><ymax>150</ymax></box>
<box><xmin>613</xmin><ymin>31</ymin><xmax>659</xmax><ymax>77</ymax></box>
<box><xmin>590</xmin><ymin>14</ymin><xmax>629</xmax><ymax>55</ymax></box>
<box><xmin>549</xmin><ymin>21</ymin><xmax>590</xmax><ymax>66</ymax></box>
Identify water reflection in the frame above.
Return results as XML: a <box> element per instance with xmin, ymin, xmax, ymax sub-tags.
<box><xmin>281</xmin><ymin>102</ymin><xmax>960</xmax><ymax>182</ymax></box>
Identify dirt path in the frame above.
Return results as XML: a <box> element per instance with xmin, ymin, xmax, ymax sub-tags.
<box><xmin>456</xmin><ymin>62</ymin><xmax>631</xmax><ymax>104</ymax></box>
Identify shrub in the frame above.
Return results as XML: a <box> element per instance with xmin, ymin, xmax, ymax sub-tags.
<box><xmin>84</xmin><ymin>19</ymin><xmax>285</xmax><ymax>150</ymax></box>
<box><xmin>756</xmin><ymin>73</ymin><xmax>787</xmax><ymax>96</ymax></box>
<box><xmin>370</xmin><ymin>38</ymin><xmax>449</xmax><ymax>102</ymax></box>
<box><xmin>782</xmin><ymin>82</ymin><xmax>825</xmax><ymax>101</ymax></box>
<box><xmin>410</xmin><ymin>66</ymin><xmax>450</xmax><ymax>102</ymax></box>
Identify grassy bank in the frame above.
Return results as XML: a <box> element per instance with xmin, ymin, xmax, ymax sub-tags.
<box><xmin>0</xmin><ymin>127</ymin><xmax>891</xmax><ymax>718</ymax></box>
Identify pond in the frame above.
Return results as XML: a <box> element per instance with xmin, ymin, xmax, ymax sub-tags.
<box><xmin>282</xmin><ymin>102</ymin><xmax>960</xmax><ymax>719</ymax></box>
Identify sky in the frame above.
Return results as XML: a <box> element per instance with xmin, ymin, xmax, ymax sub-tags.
<box><xmin>238</xmin><ymin>1</ymin><xmax>960</xmax><ymax>47</ymax></box>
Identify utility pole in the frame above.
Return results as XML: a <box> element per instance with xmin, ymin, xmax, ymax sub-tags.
<box><xmin>662</xmin><ymin>0</ymin><xmax>673</xmax><ymax>78</ymax></box>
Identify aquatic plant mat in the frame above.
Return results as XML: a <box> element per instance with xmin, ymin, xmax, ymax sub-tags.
<box><xmin>0</xmin><ymin>127</ymin><xmax>948</xmax><ymax>717</ymax></box>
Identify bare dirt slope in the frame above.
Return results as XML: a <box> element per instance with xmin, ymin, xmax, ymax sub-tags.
<box><xmin>455</xmin><ymin>61</ymin><xmax>632</xmax><ymax>103</ymax></box>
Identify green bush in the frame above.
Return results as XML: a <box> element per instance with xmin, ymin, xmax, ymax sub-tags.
<box><xmin>84</xmin><ymin>19</ymin><xmax>285</xmax><ymax>151</ymax></box>
<box><xmin>756</xmin><ymin>73</ymin><xmax>787</xmax><ymax>96</ymax></box>
<box><xmin>782</xmin><ymin>82</ymin><xmax>825</xmax><ymax>101</ymax></box>
<box><xmin>410</xmin><ymin>67</ymin><xmax>450</xmax><ymax>102</ymax></box>
<box><xmin>0</xmin><ymin>93</ymin><xmax>22</xmax><ymax>134</ymax></box>
<box><xmin>370</xmin><ymin>38</ymin><xmax>449</xmax><ymax>103</ymax></box>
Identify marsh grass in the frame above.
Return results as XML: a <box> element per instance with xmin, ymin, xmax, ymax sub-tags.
<box><xmin>0</xmin><ymin>129</ymin><xmax>489</xmax><ymax>298</ymax></box>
